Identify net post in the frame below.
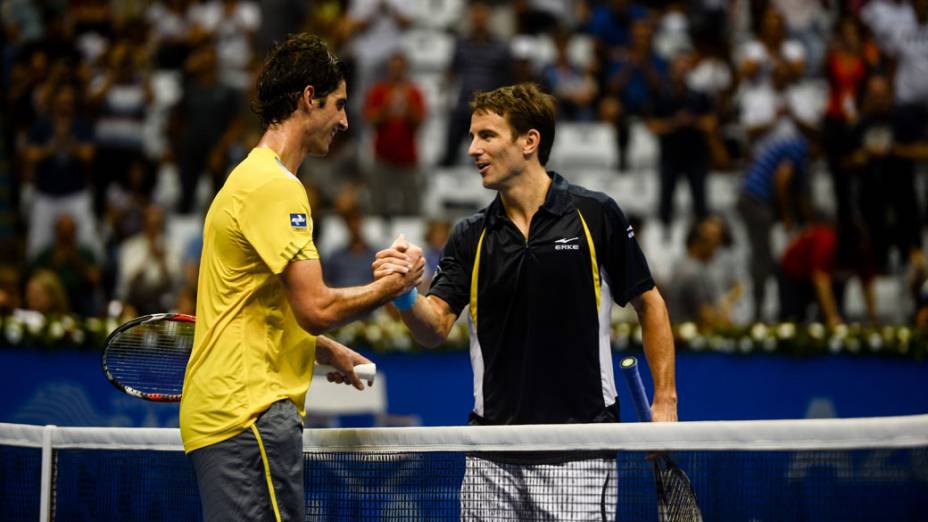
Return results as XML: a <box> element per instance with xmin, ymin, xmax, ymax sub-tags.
<box><xmin>39</xmin><ymin>424</ymin><xmax>55</xmax><ymax>522</ymax></box>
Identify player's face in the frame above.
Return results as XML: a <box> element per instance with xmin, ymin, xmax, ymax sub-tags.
<box><xmin>467</xmin><ymin>111</ymin><xmax>526</xmax><ymax>190</ymax></box>
<box><xmin>306</xmin><ymin>80</ymin><xmax>348</xmax><ymax>157</ymax></box>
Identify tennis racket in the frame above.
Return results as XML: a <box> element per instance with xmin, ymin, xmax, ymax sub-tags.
<box><xmin>102</xmin><ymin>313</ymin><xmax>376</xmax><ymax>402</ymax></box>
<box><xmin>620</xmin><ymin>356</ymin><xmax>703</xmax><ymax>522</ymax></box>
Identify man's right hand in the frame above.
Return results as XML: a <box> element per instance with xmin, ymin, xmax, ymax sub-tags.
<box><xmin>373</xmin><ymin>234</ymin><xmax>425</xmax><ymax>296</ymax></box>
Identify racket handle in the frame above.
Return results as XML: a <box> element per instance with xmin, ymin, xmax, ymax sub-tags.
<box><xmin>620</xmin><ymin>356</ymin><xmax>653</xmax><ymax>422</ymax></box>
<box><xmin>315</xmin><ymin>362</ymin><xmax>376</xmax><ymax>383</ymax></box>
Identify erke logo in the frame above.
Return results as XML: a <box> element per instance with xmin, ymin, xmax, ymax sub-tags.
<box><xmin>290</xmin><ymin>213</ymin><xmax>307</xmax><ymax>229</ymax></box>
<box><xmin>555</xmin><ymin>237</ymin><xmax>579</xmax><ymax>251</ymax></box>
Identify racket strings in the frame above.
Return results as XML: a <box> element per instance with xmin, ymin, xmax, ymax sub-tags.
<box><xmin>105</xmin><ymin>321</ymin><xmax>195</xmax><ymax>396</ymax></box>
<box><xmin>656</xmin><ymin>461</ymin><xmax>703</xmax><ymax>522</ymax></box>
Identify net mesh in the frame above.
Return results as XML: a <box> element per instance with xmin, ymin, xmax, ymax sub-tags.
<box><xmin>2</xmin><ymin>417</ymin><xmax>927</xmax><ymax>521</ymax></box>
<box><xmin>0</xmin><ymin>445</ymin><xmax>42</xmax><ymax>521</ymax></box>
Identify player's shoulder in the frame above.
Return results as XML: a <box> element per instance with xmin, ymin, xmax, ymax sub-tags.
<box><xmin>450</xmin><ymin>208</ymin><xmax>489</xmax><ymax>238</ymax></box>
<box><xmin>563</xmin><ymin>178</ymin><xmax>623</xmax><ymax>218</ymax></box>
<box><xmin>228</xmin><ymin>149</ymin><xmax>304</xmax><ymax>197</ymax></box>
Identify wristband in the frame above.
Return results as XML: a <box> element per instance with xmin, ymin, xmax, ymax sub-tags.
<box><xmin>392</xmin><ymin>288</ymin><xmax>417</xmax><ymax>311</ymax></box>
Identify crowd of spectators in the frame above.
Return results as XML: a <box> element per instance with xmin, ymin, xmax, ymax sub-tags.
<box><xmin>0</xmin><ymin>0</ymin><xmax>927</xmax><ymax>330</ymax></box>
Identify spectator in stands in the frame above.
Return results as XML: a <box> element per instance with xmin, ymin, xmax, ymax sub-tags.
<box><xmin>439</xmin><ymin>1</ymin><xmax>512</xmax><ymax>166</ymax></box>
<box><xmin>645</xmin><ymin>53</ymin><xmax>717</xmax><ymax>233</ymax></box>
<box><xmin>600</xmin><ymin>18</ymin><xmax>667</xmax><ymax>170</ymax></box>
<box><xmin>770</xmin><ymin>0</ymin><xmax>828</xmax><ymax>73</ymax></box>
<box><xmin>145</xmin><ymin>0</ymin><xmax>195</xmax><ymax>70</ymax></box>
<box><xmin>257</xmin><ymin>0</ymin><xmax>309</xmax><ymax>55</ymax></box>
<box><xmin>513</xmin><ymin>0</ymin><xmax>567</xmax><ymax>35</ymax></box>
<box><xmin>587</xmin><ymin>0</ymin><xmax>649</xmax><ymax>62</ymax></box>
<box><xmin>861</xmin><ymin>0</ymin><xmax>928</xmax><ymax>108</ymax></box>
<box><xmin>822</xmin><ymin>16</ymin><xmax>877</xmax><ymax>223</ymax></box>
<box><xmin>31</xmin><ymin>214</ymin><xmax>102</xmax><ymax>317</ymax></box>
<box><xmin>0</xmin><ymin>266</ymin><xmax>23</xmax><ymax>315</ymax></box>
<box><xmin>737</xmin><ymin>8</ymin><xmax>811</xmax><ymax>155</ymax></box>
<box><xmin>323</xmin><ymin>210</ymin><xmax>379</xmax><ymax>288</ymax></box>
<box><xmin>666</xmin><ymin>216</ymin><xmax>732</xmax><ymax>329</ymax></box>
<box><xmin>5</xmin><ymin>46</ymin><xmax>49</xmax><ymax>142</ymax></box>
<box><xmin>171</xmin><ymin>41</ymin><xmax>240</xmax><ymax>214</ymax></box>
<box><xmin>102</xmin><ymin>157</ymin><xmax>154</xmax><ymax>299</ymax></box>
<box><xmin>87</xmin><ymin>40</ymin><xmax>152</xmax><ymax>217</ymax></box>
<box><xmin>22</xmin><ymin>83</ymin><xmax>98</xmax><ymax>260</ymax></box>
<box><xmin>738</xmin><ymin>6</ymin><xmax>806</xmax><ymax>86</ymax></box>
<box><xmin>738</xmin><ymin>57</ymin><xmax>804</xmax><ymax>155</ymax></box>
<box><xmin>187</xmin><ymin>0</ymin><xmax>261</xmax><ymax>92</ymax></box>
<box><xmin>686</xmin><ymin>23</ymin><xmax>734</xmax><ymax>130</ymax></box>
<box><xmin>363</xmin><ymin>52</ymin><xmax>426</xmax><ymax>218</ymax></box>
<box><xmin>847</xmin><ymin>74</ymin><xmax>927</xmax><ymax>276</ymax></box>
<box><xmin>116</xmin><ymin>204</ymin><xmax>181</xmax><ymax>315</ymax></box>
<box><xmin>23</xmin><ymin>269</ymin><xmax>69</xmax><ymax>316</ymax></box>
<box><xmin>778</xmin><ymin>217</ymin><xmax>878</xmax><ymax>327</ymax></box>
<box><xmin>736</xmin><ymin>135</ymin><xmax>812</xmax><ymax>322</ymax></box>
<box><xmin>420</xmin><ymin>217</ymin><xmax>451</xmax><ymax>293</ymax></box>
<box><xmin>540</xmin><ymin>28</ymin><xmax>598</xmax><ymax>121</ymax></box>
<box><xmin>342</xmin><ymin>0</ymin><xmax>414</xmax><ymax>118</ymax></box>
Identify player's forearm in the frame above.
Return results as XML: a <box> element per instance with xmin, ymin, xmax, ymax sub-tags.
<box><xmin>399</xmin><ymin>295</ymin><xmax>455</xmax><ymax>348</ymax></box>
<box><xmin>314</xmin><ymin>335</ymin><xmax>353</xmax><ymax>364</ymax></box>
<box><xmin>634</xmin><ymin>288</ymin><xmax>678</xmax><ymax>403</ymax></box>
<box><xmin>301</xmin><ymin>277</ymin><xmax>402</xmax><ymax>334</ymax></box>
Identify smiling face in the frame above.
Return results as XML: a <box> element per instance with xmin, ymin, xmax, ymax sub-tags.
<box><xmin>467</xmin><ymin>110</ymin><xmax>529</xmax><ymax>190</ymax></box>
<box><xmin>305</xmin><ymin>80</ymin><xmax>348</xmax><ymax>157</ymax></box>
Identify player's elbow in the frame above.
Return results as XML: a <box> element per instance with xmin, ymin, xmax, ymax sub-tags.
<box><xmin>293</xmin><ymin>311</ymin><xmax>331</xmax><ymax>336</ymax></box>
<box><xmin>631</xmin><ymin>287</ymin><xmax>667</xmax><ymax>316</ymax></box>
<box><xmin>415</xmin><ymin>329</ymin><xmax>447</xmax><ymax>349</ymax></box>
<box><xmin>293</xmin><ymin>299</ymin><xmax>339</xmax><ymax>335</ymax></box>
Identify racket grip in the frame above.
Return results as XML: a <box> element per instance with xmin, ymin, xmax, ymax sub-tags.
<box><xmin>315</xmin><ymin>362</ymin><xmax>377</xmax><ymax>383</ymax></box>
<box><xmin>620</xmin><ymin>356</ymin><xmax>653</xmax><ymax>422</ymax></box>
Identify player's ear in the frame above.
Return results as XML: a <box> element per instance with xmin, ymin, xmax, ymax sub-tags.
<box><xmin>301</xmin><ymin>85</ymin><xmax>316</xmax><ymax>110</ymax></box>
<box><xmin>522</xmin><ymin>129</ymin><xmax>541</xmax><ymax>158</ymax></box>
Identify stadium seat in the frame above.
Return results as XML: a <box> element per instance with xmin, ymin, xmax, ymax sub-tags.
<box><xmin>548</xmin><ymin>122</ymin><xmax>619</xmax><ymax>170</ymax></box>
<box><xmin>402</xmin><ymin>29</ymin><xmax>454</xmax><ymax>73</ymax></box>
<box><xmin>406</xmin><ymin>0</ymin><xmax>464</xmax><ymax>29</ymax></box>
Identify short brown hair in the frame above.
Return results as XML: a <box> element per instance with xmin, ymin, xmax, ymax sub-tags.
<box><xmin>253</xmin><ymin>34</ymin><xmax>346</xmax><ymax>129</ymax></box>
<box><xmin>470</xmin><ymin>83</ymin><xmax>557</xmax><ymax>165</ymax></box>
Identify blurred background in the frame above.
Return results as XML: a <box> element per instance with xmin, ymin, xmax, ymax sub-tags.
<box><xmin>0</xmin><ymin>0</ymin><xmax>926</xmax><ymax>428</ymax></box>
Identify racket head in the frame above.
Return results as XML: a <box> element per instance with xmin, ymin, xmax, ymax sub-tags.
<box><xmin>101</xmin><ymin>313</ymin><xmax>195</xmax><ymax>402</ymax></box>
<box><xmin>654</xmin><ymin>454</ymin><xmax>703</xmax><ymax>522</ymax></box>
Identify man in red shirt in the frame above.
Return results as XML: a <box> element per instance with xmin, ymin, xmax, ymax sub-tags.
<box><xmin>779</xmin><ymin>220</ymin><xmax>878</xmax><ymax>327</ymax></box>
<box><xmin>363</xmin><ymin>52</ymin><xmax>426</xmax><ymax>217</ymax></box>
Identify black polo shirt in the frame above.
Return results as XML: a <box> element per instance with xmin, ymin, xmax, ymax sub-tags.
<box><xmin>428</xmin><ymin>172</ymin><xmax>654</xmax><ymax>426</ymax></box>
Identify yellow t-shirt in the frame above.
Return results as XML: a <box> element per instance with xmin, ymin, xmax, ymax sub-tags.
<box><xmin>180</xmin><ymin>147</ymin><xmax>320</xmax><ymax>453</ymax></box>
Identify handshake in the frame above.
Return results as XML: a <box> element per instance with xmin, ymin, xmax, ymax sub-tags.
<box><xmin>372</xmin><ymin>234</ymin><xmax>426</xmax><ymax>310</ymax></box>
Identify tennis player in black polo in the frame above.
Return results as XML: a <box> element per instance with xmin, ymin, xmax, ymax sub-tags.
<box><xmin>374</xmin><ymin>83</ymin><xmax>678</xmax><ymax>520</ymax></box>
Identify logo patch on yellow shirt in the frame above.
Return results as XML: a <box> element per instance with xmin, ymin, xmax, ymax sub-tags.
<box><xmin>290</xmin><ymin>213</ymin><xmax>307</xmax><ymax>229</ymax></box>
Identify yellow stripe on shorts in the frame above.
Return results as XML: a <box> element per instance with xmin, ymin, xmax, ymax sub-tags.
<box><xmin>250</xmin><ymin>424</ymin><xmax>282</xmax><ymax>522</ymax></box>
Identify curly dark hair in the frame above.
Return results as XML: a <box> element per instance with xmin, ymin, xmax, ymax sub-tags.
<box><xmin>253</xmin><ymin>34</ymin><xmax>346</xmax><ymax>129</ymax></box>
<box><xmin>470</xmin><ymin>83</ymin><xmax>557</xmax><ymax>166</ymax></box>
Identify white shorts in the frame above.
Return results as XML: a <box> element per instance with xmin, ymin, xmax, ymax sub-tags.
<box><xmin>461</xmin><ymin>454</ymin><xmax>617</xmax><ymax>521</ymax></box>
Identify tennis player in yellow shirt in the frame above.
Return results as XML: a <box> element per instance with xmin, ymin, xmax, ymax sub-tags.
<box><xmin>179</xmin><ymin>34</ymin><xmax>424</xmax><ymax>522</ymax></box>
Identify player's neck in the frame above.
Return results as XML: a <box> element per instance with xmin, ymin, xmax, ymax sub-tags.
<box><xmin>499</xmin><ymin>163</ymin><xmax>551</xmax><ymax>227</ymax></box>
<box><xmin>256</xmin><ymin>120</ymin><xmax>307</xmax><ymax>174</ymax></box>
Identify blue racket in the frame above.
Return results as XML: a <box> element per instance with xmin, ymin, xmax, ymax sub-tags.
<box><xmin>621</xmin><ymin>356</ymin><xmax>703</xmax><ymax>522</ymax></box>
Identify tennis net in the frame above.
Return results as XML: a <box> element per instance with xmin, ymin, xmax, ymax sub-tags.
<box><xmin>2</xmin><ymin>415</ymin><xmax>926</xmax><ymax>521</ymax></box>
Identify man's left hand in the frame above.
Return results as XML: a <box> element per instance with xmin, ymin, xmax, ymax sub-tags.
<box><xmin>315</xmin><ymin>337</ymin><xmax>373</xmax><ymax>390</ymax></box>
